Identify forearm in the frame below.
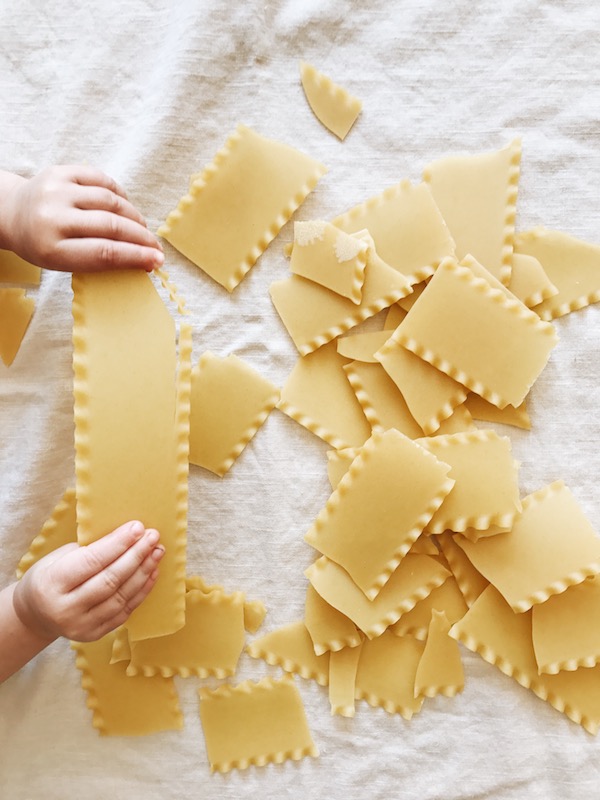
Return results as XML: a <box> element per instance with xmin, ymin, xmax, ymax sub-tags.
<box><xmin>0</xmin><ymin>170</ymin><xmax>26</xmax><ymax>251</ymax></box>
<box><xmin>0</xmin><ymin>582</ymin><xmax>56</xmax><ymax>683</ymax></box>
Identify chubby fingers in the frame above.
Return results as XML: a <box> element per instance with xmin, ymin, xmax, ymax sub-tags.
<box><xmin>68</xmin><ymin>165</ymin><xmax>129</xmax><ymax>201</ymax></box>
<box><xmin>54</xmin><ymin>236</ymin><xmax>164</xmax><ymax>272</ymax></box>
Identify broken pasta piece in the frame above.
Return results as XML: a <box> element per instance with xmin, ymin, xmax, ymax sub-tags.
<box><xmin>16</xmin><ymin>487</ymin><xmax>77</xmax><ymax>578</ymax></box>
<box><xmin>304</xmin><ymin>584</ymin><xmax>362</xmax><ymax>655</ymax></box>
<box><xmin>199</xmin><ymin>675</ymin><xmax>318</xmax><ymax>772</ymax></box>
<box><xmin>423</xmin><ymin>139</ymin><xmax>521</xmax><ymax>285</ymax></box>
<box><xmin>305</xmin><ymin>429</ymin><xmax>454</xmax><ymax>600</ymax></box>
<box><xmin>329</xmin><ymin>642</ymin><xmax>363</xmax><ymax>717</ymax></box>
<box><xmin>456</xmin><ymin>481</ymin><xmax>600</xmax><ymax>613</ymax></box>
<box><xmin>0</xmin><ymin>288</ymin><xmax>35</xmax><ymax>366</ymax></box>
<box><xmin>246</xmin><ymin>621</ymin><xmax>330</xmax><ymax>686</ymax></box>
<box><xmin>158</xmin><ymin>125</ymin><xmax>327</xmax><ymax>291</ymax></box>
<box><xmin>414</xmin><ymin>610</ymin><xmax>464</xmax><ymax>698</ymax></box>
<box><xmin>189</xmin><ymin>352</ymin><xmax>279</xmax><ymax>476</ymax></box>
<box><xmin>300</xmin><ymin>62</ymin><xmax>362</xmax><ymax>140</ymax></box>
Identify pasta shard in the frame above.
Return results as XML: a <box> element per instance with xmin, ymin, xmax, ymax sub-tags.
<box><xmin>304</xmin><ymin>584</ymin><xmax>362</xmax><ymax>655</ymax></box>
<box><xmin>189</xmin><ymin>351</ymin><xmax>279</xmax><ymax>476</ymax></box>
<box><xmin>158</xmin><ymin>125</ymin><xmax>327</xmax><ymax>292</ymax></box>
<box><xmin>343</xmin><ymin>360</ymin><xmax>424</xmax><ymax>439</ymax></box>
<box><xmin>0</xmin><ymin>249</ymin><xmax>41</xmax><ymax>285</ymax></box>
<box><xmin>354</xmin><ymin>631</ymin><xmax>425</xmax><ymax>719</ymax></box>
<box><xmin>0</xmin><ymin>288</ymin><xmax>35</xmax><ymax>366</ymax></box>
<box><xmin>246</xmin><ymin>621</ymin><xmax>330</xmax><ymax>686</ymax></box>
<box><xmin>375</xmin><ymin>332</ymin><xmax>468</xmax><ymax>435</ymax></box>
<box><xmin>16</xmin><ymin>487</ymin><xmax>77</xmax><ymax>578</ymax></box>
<box><xmin>300</xmin><ymin>62</ymin><xmax>362</xmax><ymax>140</ymax></box>
<box><xmin>414</xmin><ymin>610</ymin><xmax>464</xmax><ymax>698</ymax></box>
<box><xmin>449</xmin><ymin>585</ymin><xmax>600</xmax><ymax>735</ymax></box>
<box><xmin>332</xmin><ymin>180</ymin><xmax>455</xmax><ymax>285</ymax></box>
<box><xmin>72</xmin><ymin>633</ymin><xmax>183</xmax><ymax>737</ymax></box>
<box><xmin>417</xmin><ymin>430</ymin><xmax>522</xmax><ymax>534</ymax></box>
<box><xmin>394</xmin><ymin>258</ymin><xmax>558</xmax><ymax>409</ymax></box>
<box><xmin>278</xmin><ymin>341</ymin><xmax>371</xmax><ymax>450</ymax></box>
<box><xmin>456</xmin><ymin>481</ymin><xmax>600</xmax><ymax>613</ymax></box>
<box><xmin>435</xmin><ymin>532</ymin><xmax>489</xmax><ymax>608</ymax></box>
<box><xmin>270</xmin><ymin>252</ymin><xmax>413</xmax><ymax>357</ymax></box>
<box><xmin>290</xmin><ymin>220</ymin><xmax>367</xmax><ymax>303</ymax></box>
<box><xmin>532</xmin><ymin>575</ymin><xmax>600</xmax><ymax>675</ymax></box>
<box><xmin>199</xmin><ymin>675</ymin><xmax>318</xmax><ymax>773</ymax></box>
<box><xmin>125</xmin><ymin>589</ymin><xmax>246</xmax><ymax>679</ymax></box>
<box><xmin>329</xmin><ymin>642</ymin><xmax>363</xmax><ymax>717</ymax></box>
<box><xmin>305</xmin><ymin>554</ymin><xmax>450</xmax><ymax>639</ymax></box>
<box><xmin>305</xmin><ymin>429</ymin><xmax>454</xmax><ymax>599</ymax></box>
<box><xmin>337</xmin><ymin>330</ymin><xmax>395</xmax><ymax>363</ymax></box>
<box><xmin>391</xmin><ymin>576</ymin><xmax>468</xmax><ymax>640</ymax></box>
<box><xmin>423</xmin><ymin>139</ymin><xmax>521</xmax><ymax>285</ymax></box>
<box><xmin>464</xmin><ymin>393</ymin><xmax>531</xmax><ymax>431</ymax></box>
<box><xmin>72</xmin><ymin>271</ymin><xmax>190</xmax><ymax>641</ymax></box>
<box><xmin>509</xmin><ymin>252</ymin><xmax>558</xmax><ymax>308</ymax></box>
<box><xmin>514</xmin><ymin>227</ymin><xmax>600</xmax><ymax>320</ymax></box>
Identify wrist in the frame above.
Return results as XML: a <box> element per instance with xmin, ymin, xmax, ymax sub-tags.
<box><xmin>0</xmin><ymin>171</ymin><xmax>27</xmax><ymax>252</ymax></box>
<box><xmin>0</xmin><ymin>583</ymin><xmax>57</xmax><ymax>683</ymax></box>
<box><xmin>10</xmin><ymin>581</ymin><xmax>58</xmax><ymax>646</ymax></box>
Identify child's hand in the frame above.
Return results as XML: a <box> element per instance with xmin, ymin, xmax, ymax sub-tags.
<box><xmin>3</xmin><ymin>166</ymin><xmax>164</xmax><ymax>273</ymax></box>
<box><xmin>12</xmin><ymin>520</ymin><xmax>164</xmax><ymax>643</ymax></box>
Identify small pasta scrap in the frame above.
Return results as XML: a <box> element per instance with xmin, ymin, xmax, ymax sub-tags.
<box><xmin>199</xmin><ymin>675</ymin><xmax>318</xmax><ymax>772</ymax></box>
<box><xmin>246</xmin><ymin>621</ymin><xmax>330</xmax><ymax>686</ymax></box>
<box><xmin>413</xmin><ymin>610</ymin><xmax>464</xmax><ymax>698</ymax></box>
<box><xmin>300</xmin><ymin>62</ymin><xmax>362</xmax><ymax>140</ymax></box>
<box><xmin>16</xmin><ymin>487</ymin><xmax>77</xmax><ymax>578</ymax></box>
<box><xmin>0</xmin><ymin>287</ymin><xmax>35</xmax><ymax>366</ymax></box>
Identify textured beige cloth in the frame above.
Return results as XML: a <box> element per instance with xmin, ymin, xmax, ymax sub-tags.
<box><xmin>1</xmin><ymin>1</ymin><xmax>599</xmax><ymax>798</ymax></box>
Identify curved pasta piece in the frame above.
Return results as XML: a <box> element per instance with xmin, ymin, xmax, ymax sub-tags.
<box><xmin>199</xmin><ymin>676</ymin><xmax>318</xmax><ymax>772</ymax></box>
<box><xmin>508</xmin><ymin>252</ymin><xmax>558</xmax><ymax>308</ymax></box>
<box><xmin>391</xmin><ymin>576</ymin><xmax>468</xmax><ymax>640</ymax></box>
<box><xmin>300</xmin><ymin>62</ymin><xmax>362</xmax><ymax>140</ymax></box>
<box><xmin>423</xmin><ymin>139</ymin><xmax>521</xmax><ymax>285</ymax></box>
<box><xmin>16</xmin><ymin>487</ymin><xmax>77</xmax><ymax>578</ymax></box>
<box><xmin>189</xmin><ymin>351</ymin><xmax>279</xmax><ymax>476</ymax></box>
<box><xmin>435</xmin><ymin>531</ymin><xmax>489</xmax><ymax>608</ymax></box>
<box><xmin>464</xmin><ymin>393</ymin><xmax>531</xmax><ymax>431</ymax></box>
<box><xmin>0</xmin><ymin>288</ymin><xmax>35</xmax><ymax>366</ymax></box>
<box><xmin>305</xmin><ymin>429</ymin><xmax>454</xmax><ymax>599</ymax></box>
<box><xmin>158</xmin><ymin>125</ymin><xmax>327</xmax><ymax>292</ymax></box>
<box><xmin>246</xmin><ymin>621</ymin><xmax>330</xmax><ymax>686</ymax></box>
<box><xmin>304</xmin><ymin>584</ymin><xmax>362</xmax><ymax>655</ymax></box>
<box><xmin>514</xmin><ymin>228</ymin><xmax>600</xmax><ymax>320</ymax></box>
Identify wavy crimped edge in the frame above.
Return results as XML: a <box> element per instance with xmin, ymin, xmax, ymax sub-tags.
<box><xmin>448</xmin><ymin>625</ymin><xmax>599</xmax><ymax>735</ymax></box>
<box><xmin>500</xmin><ymin>138</ymin><xmax>522</xmax><ymax>286</ymax></box>
<box><xmin>436</xmin><ymin>532</ymin><xmax>486</xmax><ymax>607</ymax></box>
<box><xmin>343</xmin><ymin>362</ymin><xmax>380</xmax><ymax>429</ymax></box>
<box><xmin>159</xmin><ymin>124</ymin><xmax>328</xmax><ymax>292</ymax></box>
<box><xmin>392</xmin><ymin>622</ymin><xmax>429</xmax><ymax>642</ymax></box>
<box><xmin>330</xmin><ymin>703</ymin><xmax>356</xmax><ymax>718</ymax></box>
<box><xmin>199</xmin><ymin>675</ymin><xmax>320</xmax><ymax>771</ymax></box>
<box><xmin>276</xmin><ymin>398</ymin><xmax>353</xmax><ymax>450</ymax></box>
<box><xmin>313</xmin><ymin>633</ymin><xmax>363</xmax><ymax>657</ymax></box>
<box><xmin>354</xmin><ymin>689</ymin><xmax>423</xmax><ymax>720</ymax></box>
<box><xmin>523</xmin><ymin>285</ymin><xmax>559</xmax><ymax>309</ymax></box>
<box><xmin>538</xmin><ymin>653</ymin><xmax>600</xmax><ymax>676</ymax></box>
<box><xmin>245</xmin><ymin>641</ymin><xmax>329</xmax><ymax>687</ymax></box>
<box><xmin>153</xmin><ymin>267</ymin><xmax>190</xmax><ymax>316</ymax></box>
<box><xmin>71</xmin><ymin>641</ymin><xmax>183</xmax><ymax>735</ymax></box>
<box><xmin>272</xmin><ymin>278</ymin><xmax>413</xmax><ymax>357</ymax></box>
<box><xmin>374</xmin><ymin>335</ymin><xmax>469</xmax><ymax>435</ymax></box>
<box><xmin>416</xmin><ymin>684</ymin><xmax>463</xmax><ymax>699</ymax></box>
<box><xmin>306</xmin><ymin>430</ymin><xmax>455</xmax><ymax>600</ymax></box>
<box><xmin>214</xmin><ymin>383</ymin><xmax>280</xmax><ymax>476</ymax></box>
<box><xmin>126</xmin><ymin>588</ymin><xmax>245</xmax><ymax>678</ymax></box>
<box><xmin>300</xmin><ymin>61</ymin><xmax>362</xmax><ymax>140</ymax></box>
<box><xmin>362</xmin><ymin>571</ymin><xmax>450</xmax><ymax>638</ymax></box>
<box><xmin>397</xmin><ymin>259</ymin><xmax>558</xmax><ymax>409</ymax></box>
<box><xmin>16</xmin><ymin>487</ymin><xmax>76</xmax><ymax>578</ymax></box>
<box><xmin>421</xmin><ymin>430</ymin><xmax>522</xmax><ymax>533</ymax></box>
<box><xmin>71</xmin><ymin>273</ymin><xmax>92</xmax><ymax>539</ymax></box>
<box><xmin>537</xmin><ymin>289</ymin><xmax>600</xmax><ymax>321</ymax></box>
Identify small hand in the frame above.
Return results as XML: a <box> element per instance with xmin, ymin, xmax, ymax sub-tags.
<box><xmin>4</xmin><ymin>165</ymin><xmax>164</xmax><ymax>273</ymax></box>
<box><xmin>12</xmin><ymin>520</ymin><xmax>164</xmax><ymax>643</ymax></box>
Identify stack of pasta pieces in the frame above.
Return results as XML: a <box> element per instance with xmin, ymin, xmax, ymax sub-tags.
<box><xmin>244</xmin><ymin>139</ymin><xmax>600</xmax><ymax>732</ymax></box>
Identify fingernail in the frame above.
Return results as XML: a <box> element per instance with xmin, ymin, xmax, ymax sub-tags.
<box><xmin>130</xmin><ymin>521</ymin><xmax>144</xmax><ymax>540</ymax></box>
<box><xmin>153</xmin><ymin>251</ymin><xmax>164</xmax><ymax>267</ymax></box>
<box><xmin>146</xmin><ymin>528</ymin><xmax>160</xmax><ymax>546</ymax></box>
<box><xmin>152</xmin><ymin>545</ymin><xmax>165</xmax><ymax>561</ymax></box>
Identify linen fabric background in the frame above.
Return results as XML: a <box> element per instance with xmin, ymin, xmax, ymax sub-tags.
<box><xmin>1</xmin><ymin>1</ymin><xmax>599</xmax><ymax>798</ymax></box>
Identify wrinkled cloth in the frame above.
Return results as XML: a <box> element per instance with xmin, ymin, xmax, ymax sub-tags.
<box><xmin>1</xmin><ymin>1</ymin><xmax>600</xmax><ymax>798</ymax></box>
